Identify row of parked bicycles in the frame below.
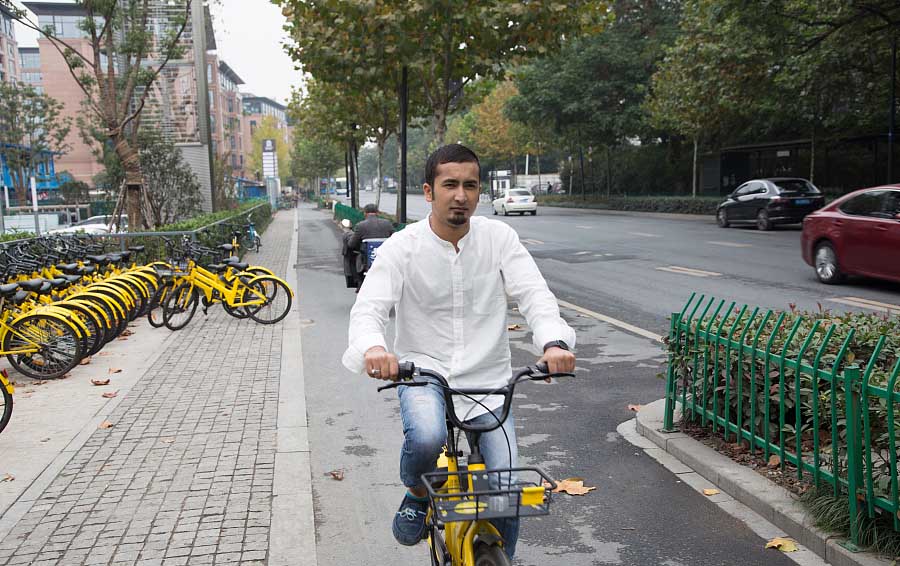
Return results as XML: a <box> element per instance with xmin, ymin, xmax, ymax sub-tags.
<box><xmin>0</xmin><ymin>222</ymin><xmax>291</xmax><ymax>436</ymax></box>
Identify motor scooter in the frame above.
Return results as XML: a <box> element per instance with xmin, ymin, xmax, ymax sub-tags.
<box><xmin>340</xmin><ymin>219</ymin><xmax>387</xmax><ymax>291</ymax></box>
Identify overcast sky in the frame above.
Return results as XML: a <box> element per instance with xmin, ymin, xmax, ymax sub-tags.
<box><xmin>14</xmin><ymin>0</ymin><xmax>301</xmax><ymax>104</ymax></box>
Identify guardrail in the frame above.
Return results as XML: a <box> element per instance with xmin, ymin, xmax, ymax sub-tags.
<box><xmin>332</xmin><ymin>201</ymin><xmax>408</xmax><ymax>230</ymax></box>
<box><xmin>663</xmin><ymin>293</ymin><xmax>900</xmax><ymax>550</ymax></box>
<box><xmin>2</xmin><ymin>203</ymin><xmax>272</xmax><ymax>263</ymax></box>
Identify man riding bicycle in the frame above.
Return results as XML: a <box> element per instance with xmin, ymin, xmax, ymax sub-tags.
<box><xmin>342</xmin><ymin>144</ymin><xmax>576</xmax><ymax>559</ymax></box>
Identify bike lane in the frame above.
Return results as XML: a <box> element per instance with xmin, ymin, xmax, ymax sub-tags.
<box><xmin>297</xmin><ymin>204</ymin><xmax>807</xmax><ymax>566</ymax></box>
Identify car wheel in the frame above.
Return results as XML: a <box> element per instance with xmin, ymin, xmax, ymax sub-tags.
<box><xmin>503</xmin><ymin>206</ymin><xmax>509</xmax><ymax>216</ymax></box>
<box><xmin>814</xmin><ymin>242</ymin><xmax>845</xmax><ymax>284</ymax></box>
<box><xmin>756</xmin><ymin>209</ymin><xmax>772</xmax><ymax>231</ymax></box>
<box><xmin>493</xmin><ymin>206</ymin><xmax>498</xmax><ymax>215</ymax></box>
<box><xmin>531</xmin><ymin>210</ymin><xmax>537</xmax><ymax>216</ymax></box>
<box><xmin>717</xmin><ymin>209</ymin><xmax>729</xmax><ymax>228</ymax></box>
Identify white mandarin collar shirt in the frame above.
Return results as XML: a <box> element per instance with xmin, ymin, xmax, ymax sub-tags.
<box><xmin>341</xmin><ymin>214</ymin><xmax>576</xmax><ymax>419</ymax></box>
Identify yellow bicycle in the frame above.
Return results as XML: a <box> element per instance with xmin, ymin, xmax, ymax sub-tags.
<box><xmin>378</xmin><ymin>362</ymin><xmax>573</xmax><ymax>566</ymax></box>
<box><xmin>0</xmin><ymin>369</ymin><xmax>13</xmax><ymax>435</ymax></box>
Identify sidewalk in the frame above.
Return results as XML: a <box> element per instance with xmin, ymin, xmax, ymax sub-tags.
<box><xmin>0</xmin><ymin>209</ymin><xmax>314</xmax><ymax>566</ymax></box>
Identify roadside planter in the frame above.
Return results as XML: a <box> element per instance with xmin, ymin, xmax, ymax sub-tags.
<box><xmin>663</xmin><ymin>293</ymin><xmax>900</xmax><ymax>550</ymax></box>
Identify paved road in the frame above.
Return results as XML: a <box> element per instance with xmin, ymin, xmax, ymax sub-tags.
<box><xmin>297</xmin><ymin>205</ymin><xmax>798</xmax><ymax>566</ymax></box>
<box><xmin>347</xmin><ymin>192</ymin><xmax>900</xmax><ymax>338</ymax></box>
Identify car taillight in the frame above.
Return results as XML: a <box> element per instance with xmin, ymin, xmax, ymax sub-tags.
<box><xmin>507</xmin><ymin>197</ymin><xmax>514</xmax><ymax>203</ymax></box>
<box><xmin>770</xmin><ymin>197</ymin><xmax>786</xmax><ymax>203</ymax></box>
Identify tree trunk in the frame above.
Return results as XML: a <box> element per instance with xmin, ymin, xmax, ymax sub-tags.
<box><xmin>692</xmin><ymin>137</ymin><xmax>699</xmax><ymax>198</ymax></box>
<box><xmin>537</xmin><ymin>152</ymin><xmax>542</xmax><ymax>194</ymax></box>
<box><xmin>809</xmin><ymin>126</ymin><xmax>816</xmax><ymax>183</ymax></box>
<box><xmin>433</xmin><ymin>108</ymin><xmax>447</xmax><ymax>148</ymax></box>
<box><xmin>605</xmin><ymin>146</ymin><xmax>612</xmax><ymax>198</ymax></box>
<box><xmin>353</xmin><ymin>141</ymin><xmax>361</xmax><ymax>208</ymax></box>
<box><xmin>112</xmin><ymin>134</ymin><xmax>145</xmax><ymax>229</ymax></box>
<box><xmin>375</xmin><ymin>139</ymin><xmax>385</xmax><ymax>210</ymax></box>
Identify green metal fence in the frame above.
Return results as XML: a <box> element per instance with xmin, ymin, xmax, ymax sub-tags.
<box><xmin>664</xmin><ymin>293</ymin><xmax>900</xmax><ymax>549</ymax></box>
<box><xmin>333</xmin><ymin>202</ymin><xmax>365</xmax><ymax>226</ymax></box>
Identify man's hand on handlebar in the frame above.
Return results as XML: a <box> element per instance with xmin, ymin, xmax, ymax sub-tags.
<box><xmin>364</xmin><ymin>346</ymin><xmax>399</xmax><ymax>381</ymax></box>
<box><xmin>538</xmin><ymin>347</ymin><xmax>576</xmax><ymax>382</ymax></box>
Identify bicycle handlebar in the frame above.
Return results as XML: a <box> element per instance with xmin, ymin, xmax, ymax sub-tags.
<box><xmin>377</xmin><ymin>361</ymin><xmax>574</xmax><ymax>433</ymax></box>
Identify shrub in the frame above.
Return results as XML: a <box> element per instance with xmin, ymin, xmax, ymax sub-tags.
<box><xmin>537</xmin><ymin>194</ymin><xmax>720</xmax><ymax>215</ymax></box>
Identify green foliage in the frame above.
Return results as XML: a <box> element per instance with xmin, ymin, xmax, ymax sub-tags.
<box><xmin>537</xmin><ymin>194</ymin><xmax>720</xmax><ymax>215</ymax></box>
<box><xmin>0</xmin><ymin>232</ymin><xmax>36</xmax><ymax>244</ymax></box>
<box><xmin>246</xmin><ymin>116</ymin><xmax>292</xmax><ymax>185</ymax></box>
<box><xmin>58</xmin><ymin>177</ymin><xmax>91</xmax><ymax>204</ymax></box>
<box><xmin>156</xmin><ymin>200</ymin><xmax>270</xmax><ymax>233</ymax></box>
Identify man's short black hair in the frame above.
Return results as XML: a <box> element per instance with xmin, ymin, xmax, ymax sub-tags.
<box><xmin>425</xmin><ymin>144</ymin><xmax>480</xmax><ymax>187</ymax></box>
<box><xmin>363</xmin><ymin>204</ymin><xmax>378</xmax><ymax>214</ymax></box>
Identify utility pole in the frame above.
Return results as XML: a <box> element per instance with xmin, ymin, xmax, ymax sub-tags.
<box><xmin>889</xmin><ymin>33</ymin><xmax>897</xmax><ymax>183</ymax></box>
<box><xmin>399</xmin><ymin>66</ymin><xmax>408</xmax><ymax>224</ymax></box>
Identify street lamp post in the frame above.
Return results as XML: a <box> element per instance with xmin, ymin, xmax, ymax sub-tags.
<box><xmin>399</xmin><ymin>66</ymin><xmax>408</xmax><ymax>224</ymax></box>
<box><xmin>889</xmin><ymin>33</ymin><xmax>897</xmax><ymax>183</ymax></box>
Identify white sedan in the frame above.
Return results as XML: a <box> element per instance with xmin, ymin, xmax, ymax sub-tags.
<box><xmin>492</xmin><ymin>188</ymin><xmax>537</xmax><ymax>216</ymax></box>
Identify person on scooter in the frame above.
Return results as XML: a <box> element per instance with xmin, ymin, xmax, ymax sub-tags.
<box><xmin>343</xmin><ymin>204</ymin><xmax>395</xmax><ymax>291</ymax></box>
<box><xmin>341</xmin><ymin>144</ymin><xmax>576</xmax><ymax>559</ymax></box>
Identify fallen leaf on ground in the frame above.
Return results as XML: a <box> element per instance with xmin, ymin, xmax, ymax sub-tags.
<box><xmin>326</xmin><ymin>470</ymin><xmax>345</xmax><ymax>481</ymax></box>
<box><xmin>768</xmin><ymin>455</ymin><xmax>781</xmax><ymax>468</ymax></box>
<box><xmin>0</xmin><ymin>473</ymin><xmax>14</xmax><ymax>482</ymax></box>
<box><xmin>116</xmin><ymin>336</ymin><xmax>129</xmax><ymax>341</ymax></box>
<box><xmin>703</xmin><ymin>488</ymin><xmax>720</xmax><ymax>496</ymax></box>
<box><xmin>765</xmin><ymin>537</ymin><xmax>798</xmax><ymax>552</ymax></box>
<box><xmin>79</xmin><ymin>357</ymin><xmax>92</xmax><ymax>365</ymax></box>
<box><xmin>98</xmin><ymin>421</ymin><xmax>114</xmax><ymax>429</ymax></box>
<box><xmin>121</xmin><ymin>329</ymin><xmax>134</xmax><ymax>337</ymax></box>
<box><xmin>627</xmin><ymin>404</ymin><xmax>642</xmax><ymax>412</ymax></box>
<box><xmin>161</xmin><ymin>438</ymin><xmax>175</xmax><ymax>444</ymax></box>
<box><xmin>40</xmin><ymin>437</ymin><xmax>50</xmax><ymax>443</ymax></box>
<box><xmin>507</xmin><ymin>324</ymin><xmax>521</xmax><ymax>331</ymax></box>
<box><xmin>98</xmin><ymin>352</ymin><xmax>111</xmax><ymax>357</ymax></box>
<box><xmin>101</xmin><ymin>391</ymin><xmax>118</xmax><ymax>399</ymax></box>
<box><xmin>91</xmin><ymin>378</ymin><xmax>110</xmax><ymax>386</ymax></box>
<box><xmin>108</xmin><ymin>368</ymin><xmax>122</xmax><ymax>374</ymax></box>
<box><xmin>549</xmin><ymin>478</ymin><xmax>596</xmax><ymax>496</ymax></box>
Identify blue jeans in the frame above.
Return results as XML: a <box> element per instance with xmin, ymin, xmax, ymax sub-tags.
<box><xmin>398</xmin><ymin>382</ymin><xmax>520</xmax><ymax>558</ymax></box>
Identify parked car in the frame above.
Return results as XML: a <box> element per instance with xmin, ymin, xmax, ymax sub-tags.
<box><xmin>492</xmin><ymin>188</ymin><xmax>537</xmax><ymax>216</ymax></box>
<box><xmin>49</xmin><ymin>215</ymin><xmax>128</xmax><ymax>235</ymax></box>
<box><xmin>716</xmin><ymin>178</ymin><xmax>825</xmax><ymax>230</ymax></box>
<box><xmin>801</xmin><ymin>185</ymin><xmax>900</xmax><ymax>284</ymax></box>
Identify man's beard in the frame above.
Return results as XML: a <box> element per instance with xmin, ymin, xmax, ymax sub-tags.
<box><xmin>448</xmin><ymin>212</ymin><xmax>467</xmax><ymax>226</ymax></box>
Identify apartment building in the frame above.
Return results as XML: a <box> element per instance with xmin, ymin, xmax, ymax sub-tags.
<box><xmin>18</xmin><ymin>47</ymin><xmax>40</xmax><ymax>92</ymax></box>
<box><xmin>0</xmin><ymin>5</ymin><xmax>20</xmax><ymax>84</ymax></box>
<box><xmin>207</xmin><ymin>56</ymin><xmax>246</xmax><ymax>178</ymax></box>
<box><xmin>241</xmin><ymin>95</ymin><xmax>290</xmax><ymax>181</ymax></box>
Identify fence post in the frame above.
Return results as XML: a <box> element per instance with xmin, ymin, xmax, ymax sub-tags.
<box><xmin>663</xmin><ymin>313</ymin><xmax>681</xmax><ymax>432</ymax></box>
<box><xmin>841</xmin><ymin>365</ymin><xmax>864</xmax><ymax>552</ymax></box>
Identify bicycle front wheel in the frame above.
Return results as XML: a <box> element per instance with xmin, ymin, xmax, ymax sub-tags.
<box><xmin>245</xmin><ymin>276</ymin><xmax>292</xmax><ymax>325</ymax></box>
<box><xmin>3</xmin><ymin>314</ymin><xmax>83</xmax><ymax>379</ymax></box>
<box><xmin>147</xmin><ymin>280</ymin><xmax>175</xmax><ymax>328</ymax></box>
<box><xmin>0</xmin><ymin>381</ymin><xmax>11</xmax><ymax>435</ymax></box>
<box><xmin>474</xmin><ymin>544</ymin><xmax>511</xmax><ymax>566</ymax></box>
<box><xmin>162</xmin><ymin>282</ymin><xmax>199</xmax><ymax>331</ymax></box>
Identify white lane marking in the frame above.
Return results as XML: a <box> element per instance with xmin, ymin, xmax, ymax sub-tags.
<box><xmin>520</xmin><ymin>238</ymin><xmax>545</xmax><ymax>245</ymax></box>
<box><xmin>557</xmin><ymin>299</ymin><xmax>663</xmax><ymax>343</ymax></box>
<box><xmin>830</xmin><ymin>297</ymin><xmax>900</xmax><ymax>315</ymax></box>
<box><xmin>573</xmin><ymin>251</ymin><xmax>591</xmax><ymax>256</ymax></box>
<box><xmin>629</xmin><ymin>232</ymin><xmax>660</xmax><ymax>238</ymax></box>
<box><xmin>576</xmin><ymin>225</ymin><xmax>593</xmax><ymax>229</ymax></box>
<box><xmin>656</xmin><ymin>266</ymin><xmax>722</xmax><ymax>278</ymax></box>
<box><xmin>707</xmin><ymin>241</ymin><xmax>753</xmax><ymax>248</ymax></box>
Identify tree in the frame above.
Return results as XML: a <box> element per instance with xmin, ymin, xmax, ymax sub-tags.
<box><xmin>277</xmin><ymin>0</ymin><xmax>612</xmax><ymax>146</ymax></box>
<box><xmin>58</xmin><ymin>177</ymin><xmax>91</xmax><ymax>204</ymax></box>
<box><xmin>0</xmin><ymin>82</ymin><xmax>71</xmax><ymax>199</ymax></box>
<box><xmin>137</xmin><ymin>130</ymin><xmax>202</xmax><ymax>226</ymax></box>
<box><xmin>1</xmin><ymin>0</ymin><xmax>193</xmax><ymax>229</ymax></box>
<box><xmin>246</xmin><ymin>116</ymin><xmax>292</xmax><ymax>186</ymax></box>
<box><xmin>467</xmin><ymin>81</ymin><xmax>529</xmax><ymax>183</ymax></box>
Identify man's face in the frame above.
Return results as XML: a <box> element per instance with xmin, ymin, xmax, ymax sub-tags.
<box><xmin>424</xmin><ymin>161</ymin><xmax>480</xmax><ymax>227</ymax></box>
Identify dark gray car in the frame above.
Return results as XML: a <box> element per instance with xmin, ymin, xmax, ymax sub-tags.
<box><xmin>716</xmin><ymin>177</ymin><xmax>825</xmax><ymax>230</ymax></box>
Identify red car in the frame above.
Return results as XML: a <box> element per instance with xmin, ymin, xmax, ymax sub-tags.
<box><xmin>801</xmin><ymin>185</ymin><xmax>900</xmax><ymax>284</ymax></box>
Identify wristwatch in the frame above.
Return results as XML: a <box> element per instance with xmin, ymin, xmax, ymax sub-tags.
<box><xmin>543</xmin><ymin>340</ymin><xmax>570</xmax><ymax>353</ymax></box>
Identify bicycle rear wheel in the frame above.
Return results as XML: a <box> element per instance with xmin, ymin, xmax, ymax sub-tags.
<box><xmin>162</xmin><ymin>282</ymin><xmax>199</xmax><ymax>331</ymax></box>
<box><xmin>147</xmin><ymin>280</ymin><xmax>175</xmax><ymax>328</ymax></box>
<box><xmin>3</xmin><ymin>314</ymin><xmax>83</xmax><ymax>380</ymax></box>
<box><xmin>474</xmin><ymin>544</ymin><xmax>511</xmax><ymax>566</ymax></box>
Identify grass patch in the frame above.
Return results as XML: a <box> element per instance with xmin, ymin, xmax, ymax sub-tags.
<box><xmin>801</xmin><ymin>487</ymin><xmax>900</xmax><ymax>558</ymax></box>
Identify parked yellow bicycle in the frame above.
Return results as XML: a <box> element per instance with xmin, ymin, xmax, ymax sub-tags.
<box><xmin>0</xmin><ymin>369</ymin><xmax>13</xmax><ymax>435</ymax></box>
<box><xmin>378</xmin><ymin>362</ymin><xmax>573</xmax><ymax>566</ymax></box>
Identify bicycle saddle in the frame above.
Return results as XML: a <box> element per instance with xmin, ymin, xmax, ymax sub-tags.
<box><xmin>18</xmin><ymin>279</ymin><xmax>45</xmax><ymax>292</ymax></box>
<box><xmin>61</xmin><ymin>274</ymin><xmax>83</xmax><ymax>284</ymax></box>
<box><xmin>85</xmin><ymin>254</ymin><xmax>107</xmax><ymax>263</ymax></box>
<box><xmin>217</xmin><ymin>244</ymin><xmax>234</xmax><ymax>251</ymax></box>
<box><xmin>207</xmin><ymin>263</ymin><xmax>228</xmax><ymax>273</ymax></box>
<box><xmin>57</xmin><ymin>263</ymin><xmax>80</xmax><ymax>273</ymax></box>
<box><xmin>228</xmin><ymin>261</ymin><xmax>249</xmax><ymax>270</ymax></box>
<box><xmin>0</xmin><ymin>283</ymin><xmax>19</xmax><ymax>296</ymax></box>
<box><xmin>78</xmin><ymin>265</ymin><xmax>96</xmax><ymax>275</ymax></box>
<box><xmin>128</xmin><ymin>245</ymin><xmax>145</xmax><ymax>253</ymax></box>
<box><xmin>48</xmin><ymin>278</ymin><xmax>69</xmax><ymax>289</ymax></box>
<box><xmin>117</xmin><ymin>251</ymin><xmax>131</xmax><ymax>262</ymax></box>
<box><xmin>11</xmin><ymin>290</ymin><xmax>30</xmax><ymax>304</ymax></box>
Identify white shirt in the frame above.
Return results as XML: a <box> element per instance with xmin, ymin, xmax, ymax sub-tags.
<box><xmin>341</xmin><ymin>215</ymin><xmax>576</xmax><ymax>419</ymax></box>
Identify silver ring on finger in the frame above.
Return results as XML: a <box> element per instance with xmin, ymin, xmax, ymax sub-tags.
<box><xmin>370</xmin><ymin>368</ymin><xmax>381</xmax><ymax>376</ymax></box>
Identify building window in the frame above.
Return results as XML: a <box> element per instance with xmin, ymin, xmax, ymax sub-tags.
<box><xmin>19</xmin><ymin>50</ymin><xmax>40</xmax><ymax>69</ymax></box>
<box><xmin>22</xmin><ymin>72</ymin><xmax>42</xmax><ymax>84</ymax></box>
<box><xmin>206</xmin><ymin>63</ymin><xmax>212</xmax><ymax>82</ymax></box>
<box><xmin>227</xmin><ymin>98</ymin><xmax>233</xmax><ymax>113</ymax></box>
<box><xmin>208</xmin><ymin>90</ymin><xmax>213</xmax><ymax>108</ymax></box>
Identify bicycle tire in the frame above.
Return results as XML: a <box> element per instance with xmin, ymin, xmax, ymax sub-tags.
<box><xmin>162</xmin><ymin>282</ymin><xmax>199</xmax><ymax>331</ymax></box>
<box><xmin>3</xmin><ymin>313</ymin><xmax>83</xmax><ymax>380</ymax></box>
<box><xmin>61</xmin><ymin>302</ymin><xmax>104</xmax><ymax>357</ymax></box>
<box><xmin>147</xmin><ymin>280</ymin><xmax>174</xmax><ymax>328</ymax></box>
<box><xmin>245</xmin><ymin>276</ymin><xmax>292</xmax><ymax>325</ymax></box>
<box><xmin>254</xmin><ymin>235</ymin><xmax>261</xmax><ymax>252</ymax></box>
<box><xmin>0</xmin><ymin>382</ymin><xmax>11</xmax><ymax>435</ymax></box>
<box><xmin>474</xmin><ymin>544</ymin><xmax>511</xmax><ymax>566</ymax></box>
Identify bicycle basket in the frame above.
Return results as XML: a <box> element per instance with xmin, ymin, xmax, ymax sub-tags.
<box><xmin>421</xmin><ymin>466</ymin><xmax>554</xmax><ymax>525</ymax></box>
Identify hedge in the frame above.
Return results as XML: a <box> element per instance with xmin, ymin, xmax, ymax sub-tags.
<box><xmin>537</xmin><ymin>194</ymin><xmax>721</xmax><ymax>215</ymax></box>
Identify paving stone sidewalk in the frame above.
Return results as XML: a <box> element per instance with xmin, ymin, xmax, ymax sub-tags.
<box><xmin>0</xmin><ymin>211</ymin><xmax>296</xmax><ymax>566</ymax></box>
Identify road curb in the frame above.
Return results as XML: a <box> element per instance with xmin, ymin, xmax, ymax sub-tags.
<box><xmin>635</xmin><ymin>399</ymin><xmax>892</xmax><ymax>566</ymax></box>
<box><xmin>269</xmin><ymin>208</ymin><xmax>318</xmax><ymax>566</ymax></box>
<box><xmin>536</xmin><ymin>203</ymin><xmax>714</xmax><ymax>221</ymax></box>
